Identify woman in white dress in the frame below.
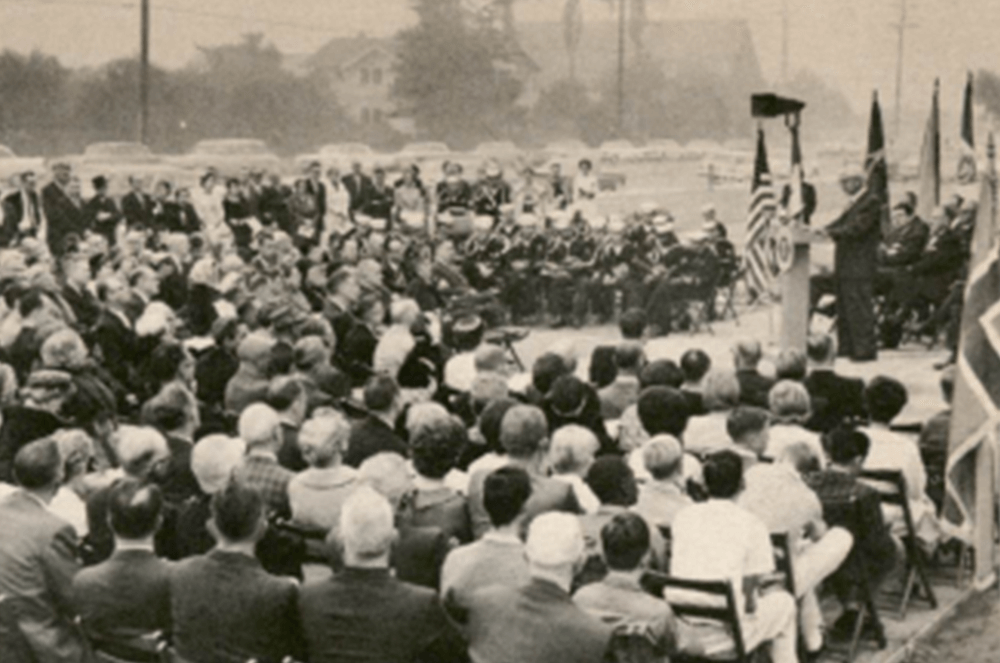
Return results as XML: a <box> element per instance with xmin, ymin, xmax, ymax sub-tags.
<box><xmin>572</xmin><ymin>158</ymin><xmax>599</xmax><ymax>222</ymax></box>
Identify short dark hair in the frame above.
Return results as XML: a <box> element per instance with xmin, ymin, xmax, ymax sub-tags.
<box><xmin>703</xmin><ymin>450</ymin><xmax>744</xmax><ymax>499</ymax></box>
<box><xmin>148</xmin><ymin>342</ymin><xmax>188</xmax><ymax>386</ymax></box>
<box><xmin>637</xmin><ymin>387</ymin><xmax>690</xmax><ymax>437</ymax></box>
<box><xmin>639</xmin><ymin>360</ymin><xmax>684</xmax><ymax>389</ymax></box>
<box><xmin>775</xmin><ymin>349</ymin><xmax>807</xmax><ymax>381</ymax></box>
<box><xmin>145</xmin><ymin>401</ymin><xmax>187</xmax><ymax>433</ymax></box>
<box><xmin>411</xmin><ymin>419</ymin><xmax>466</xmax><ymax>479</ymax></box>
<box><xmin>588</xmin><ymin>346</ymin><xmax>618</xmax><ymax>389</ymax></box>
<box><xmin>806</xmin><ymin>334</ymin><xmax>836</xmax><ymax>364</ymax></box>
<box><xmin>364</xmin><ymin>374</ymin><xmax>399</xmax><ymax>412</ymax></box>
<box><xmin>601</xmin><ymin>512</ymin><xmax>650</xmax><ymax>571</ymax></box>
<box><xmin>726</xmin><ymin>406</ymin><xmax>770</xmax><ymax>441</ymax></box>
<box><xmin>826</xmin><ymin>427</ymin><xmax>871</xmax><ymax>464</ymax></box>
<box><xmin>585</xmin><ymin>457</ymin><xmax>637</xmax><ymax>507</ymax></box>
<box><xmin>483</xmin><ymin>466</ymin><xmax>532</xmax><ymax>528</ymax></box>
<box><xmin>211</xmin><ymin>480</ymin><xmax>264</xmax><ymax>542</ymax></box>
<box><xmin>13</xmin><ymin>438</ymin><xmax>62</xmax><ymax>489</ymax></box>
<box><xmin>680</xmin><ymin>349</ymin><xmax>711</xmax><ymax>383</ymax></box>
<box><xmin>619</xmin><ymin>308</ymin><xmax>647</xmax><ymax>340</ymax></box>
<box><xmin>108</xmin><ymin>478</ymin><xmax>163</xmax><ymax>539</ymax></box>
<box><xmin>615</xmin><ymin>343</ymin><xmax>644</xmax><ymax>371</ymax></box>
<box><xmin>266</xmin><ymin>376</ymin><xmax>303</xmax><ymax>412</ymax></box>
<box><xmin>865</xmin><ymin>376</ymin><xmax>907</xmax><ymax>423</ymax></box>
<box><xmin>532</xmin><ymin>353</ymin><xmax>569</xmax><ymax>395</ymax></box>
<box><xmin>478</xmin><ymin>398</ymin><xmax>518</xmax><ymax>453</ymax></box>
<box><xmin>267</xmin><ymin>342</ymin><xmax>295</xmax><ymax>377</ymax></box>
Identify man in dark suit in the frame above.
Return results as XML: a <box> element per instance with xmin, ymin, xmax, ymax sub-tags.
<box><xmin>302</xmin><ymin>161</ymin><xmax>327</xmax><ymax>224</ymax></box>
<box><xmin>732</xmin><ymin>339</ymin><xmax>775</xmax><ymax>409</ymax></box>
<box><xmin>361</xmin><ymin>167</ymin><xmax>394</xmax><ymax>224</ymax></box>
<box><xmin>342</xmin><ymin>161</ymin><xmax>374</xmax><ymax>221</ymax></box>
<box><xmin>803</xmin><ymin>334</ymin><xmax>866</xmax><ymax>434</ymax></box>
<box><xmin>91</xmin><ymin>276</ymin><xmax>138</xmax><ymax>396</ymax></box>
<box><xmin>1</xmin><ymin>170</ymin><xmax>43</xmax><ymax>246</ymax></box>
<box><xmin>170</xmin><ymin>481</ymin><xmax>303</xmax><ymax>663</ymax></box>
<box><xmin>879</xmin><ymin>196</ymin><xmax>929</xmax><ymax>268</ymax></box>
<box><xmin>41</xmin><ymin>163</ymin><xmax>84</xmax><ymax>257</ymax></box>
<box><xmin>73</xmin><ymin>480</ymin><xmax>173</xmax><ymax>651</ymax></box>
<box><xmin>823</xmin><ymin>170</ymin><xmax>883</xmax><ymax>362</ymax></box>
<box><xmin>83</xmin><ymin>176</ymin><xmax>122</xmax><ymax>246</ymax></box>
<box><xmin>345</xmin><ymin>375</ymin><xmax>408</xmax><ymax>468</ymax></box>
<box><xmin>0</xmin><ymin>371</ymin><xmax>71</xmax><ymax>483</ymax></box>
<box><xmin>457</xmin><ymin>511</ymin><xmax>612</xmax><ymax>663</ymax></box>
<box><xmin>60</xmin><ymin>252</ymin><xmax>101</xmax><ymax>332</ymax></box>
<box><xmin>468</xmin><ymin>405</ymin><xmax>582</xmax><ymax>539</ymax></box>
<box><xmin>0</xmin><ymin>439</ymin><xmax>86</xmax><ymax>663</ymax></box>
<box><xmin>161</xmin><ymin>188</ymin><xmax>201</xmax><ymax>235</ymax></box>
<box><xmin>121</xmin><ymin>176</ymin><xmax>154</xmax><ymax>230</ymax></box>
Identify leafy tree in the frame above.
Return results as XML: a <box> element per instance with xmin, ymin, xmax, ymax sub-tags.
<box><xmin>0</xmin><ymin>51</ymin><xmax>70</xmax><ymax>153</ymax></box>
<box><xmin>393</xmin><ymin>0</ymin><xmax>525</xmax><ymax>148</ymax></box>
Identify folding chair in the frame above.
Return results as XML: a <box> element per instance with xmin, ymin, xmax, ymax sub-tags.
<box><xmin>769</xmin><ymin>532</ymin><xmax>796</xmax><ymax>598</ymax></box>
<box><xmin>640</xmin><ymin>572</ymin><xmax>763</xmax><ymax>663</ymax></box>
<box><xmin>859</xmin><ymin>469</ymin><xmax>938</xmax><ymax>618</ymax></box>
<box><xmin>820</xmin><ymin>496</ymin><xmax>888</xmax><ymax>663</ymax></box>
<box><xmin>0</xmin><ymin>594</ymin><xmax>35</xmax><ymax>663</ymax></box>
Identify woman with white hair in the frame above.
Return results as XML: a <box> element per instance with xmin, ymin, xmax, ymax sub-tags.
<box><xmin>49</xmin><ymin>428</ymin><xmax>96</xmax><ymax>537</ymax></box>
<box><xmin>287</xmin><ymin>413</ymin><xmax>357</xmax><ymax>532</ymax></box>
<box><xmin>173</xmin><ymin>434</ymin><xmax>246</xmax><ymax>558</ymax></box>
<box><xmin>373</xmin><ymin>298</ymin><xmax>421</xmax><ymax>379</ymax></box>
<box><xmin>765</xmin><ymin>380</ymin><xmax>826</xmax><ymax>465</ymax></box>
<box><xmin>684</xmin><ymin>369</ymin><xmax>741</xmax><ymax>455</ymax></box>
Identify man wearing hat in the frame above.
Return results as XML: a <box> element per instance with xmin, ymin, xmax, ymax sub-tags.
<box><xmin>542</xmin><ymin>214</ymin><xmax>576</xmax><ymax>328</ymax></box>
<box><xmin>1</xmin><ymin>170</ymin><xmax>43</xmax><ymax>247</ymax></box>
<box><xmin>821</xmin><ymin>169</ymin><xmax>882</xmax><ymax>362</ymax></box>
<box><xmin>42</xmin><ymin>161</ymin><xmax>83</xmax><ymax>257</ymax></box>
<box><xmin>83</xmin><ymin>175</ymin><xmax>123</xmax><ymax>246</ymax></box>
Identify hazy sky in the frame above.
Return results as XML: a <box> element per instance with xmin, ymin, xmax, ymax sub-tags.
<box><xmin>0</xmin><ymin>0</ymin><xmax>994</xmax><ymax>127</ymax></box>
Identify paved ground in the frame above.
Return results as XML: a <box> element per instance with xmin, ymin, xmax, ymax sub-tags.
<box><xmin>913</xmin><ymin>589</ymin><xmax>1000</xmax><ymax>663</ymax></box>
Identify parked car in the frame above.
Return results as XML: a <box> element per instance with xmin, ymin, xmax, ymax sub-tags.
<box><xmin>640</xmin><ymin>139</ymin><xmax>684</xmax><ymax>162</ymax></box>
<box><xmin>598</xmin><ymin>139</ymin><xmax>641</xmax><ymax>164</ymax></box>
<box><xmin>0</xmin><ymin>145</ymin><xmax>45</xmax><ymax>187</ymax></box>
<box><xmin>169</xmin><ymin>138</ymin><xmax>284</xmax><ymax>177</ymax></box>
<box><xmin>294</xmin><ymin>143</ymin><xmax>382</xmax><ymax>174</ymax></box>
<box><xmin>394</xmin><ymin>142</ymin><xmax>452</xmax><ymax>179</ymax></box>
<box><xmin>56</xmin><ymin>142</ymin><xmax>192</xmax><ymax>196</ymax></box>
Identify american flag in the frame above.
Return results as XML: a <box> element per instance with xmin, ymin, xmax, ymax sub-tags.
<box><xmin>958</xmin><ymin>71</ymin><xmax>977</xmax><ymax>185</ymax></box>
<box><xmin>744</xmin><ymin>127</ymin><xmax>777</xmax><ymax>297</ymax></box>
<box><xmin>945</xmin><ymin>132</ymin><xmax>997</xmax><ymax>545</ymax></box>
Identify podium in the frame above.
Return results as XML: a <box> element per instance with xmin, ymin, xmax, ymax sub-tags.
<box><xmin>779</xmin><ymin>225</ymin><xmax>816</xmax><ymax>354</ymax></box>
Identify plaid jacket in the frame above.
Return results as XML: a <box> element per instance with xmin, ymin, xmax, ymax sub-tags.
<box><xmin>233</xmin><ymin>455</ymin><xmax>293</xmax><ymax>519</ymax></box>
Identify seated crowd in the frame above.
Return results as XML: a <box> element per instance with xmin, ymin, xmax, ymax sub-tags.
<box><xmin>0</xmin><ymin>161</ymin><xmax>950</xmax><ymax>663</ymax></box>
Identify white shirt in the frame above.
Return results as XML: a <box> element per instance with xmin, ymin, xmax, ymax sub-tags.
<box><xmin>738</xmin><ymin>463</ymin><xmax>823</xmax><ymax>550</ymax></box>
<box><xmin>49</xmin><ymin>487</ymin><xmax>88</xmax><ymax>537</ymax></box>
<box><xmin>552</xmin><ymin>473</ymin><xmax>600</xmax><ymax>514</ymax></box>
<box><xmin>444</xmin><ymin>351</ymin><xmax>477</xmax><ymax>392</ymax></box>
<box><xmin>766</xmin><ymin>423</ymin><xmax>827</xmax><ymax>468</ymax></box>
<box><xmin>684</xmin><ymin>412</ymin><xmax>733</xmax><ymax>456</ymax></box>
<box><xmin>670</xmin><ymin>499</ymin><xmax>774</xmax><ymax>618</ymax></box>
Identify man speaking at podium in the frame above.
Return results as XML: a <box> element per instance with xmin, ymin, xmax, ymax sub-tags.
<box><xmin>819</xmin><ymin>169</ymin><xmax>882</xmax><ymax>362</ymax></box>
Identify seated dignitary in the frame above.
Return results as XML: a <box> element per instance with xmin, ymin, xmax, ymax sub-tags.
<box><xmin>737</xmin><ymin>442</ymin><xmax>853</xmax><ymax>656</ymax></box>
<box><xmin>440</xmin><ymin>466</ymin><xmax>532</xmax><ymax>611</ymax></box>
<box><xmin>670</xmin><ymin>451</ymin><xmax>798</xmax><ymax>663</ymax></box>
<box><xmin>298</xmin><ymin>487</ymin><xmax>462</xmax><ymax>663</ymax></box>
<box><xmin>574</xmin><ymin>512</ymin><xmax>697</xmax><ymax>658</ymax></box>
<box><xmin>467</xmin><ymin>404</ymin><xmax>582</xmax><ymax>539</ymax></box>
<box><xmin>287</xmin><ymin>412</ymin><xmax>357</xmax><ymax>532</ymax></box>
<box><xmin>170</xmin><ymin>480</ymin><xmax>303</xmax><ymax>663</ymax></box>
<box><xmin>0</xmin><ymin>439</ymin><xmax>86</xmax><ymax>663</ymax></box>
<box><xmin>458</xmin><ymin>512</ymin><xmax>614</xmax><ymax>663</ymax></box>
<box><xmin>73</xmin><ymin>479</ymin><xmax>173</xmax><ymax>652</ymax></box>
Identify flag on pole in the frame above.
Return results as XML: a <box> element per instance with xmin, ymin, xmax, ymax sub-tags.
<box><xmin>865</xmin><ymin>91</ymin><xmax>891</xmax><ymax>237</ymax></box>
<box><xmin>916</xmin><ymin>79</ymin><xmax>941</xmax><ymax>221</ymax></box>
<box><xmin>958</xmin><ymin>71</ymin><xmax>977</xmax><ymax>185</ymax></box>
<box><xmin>744</xmin><ymin>127</ymin><xmax>777</xmax><ymax>297</ymax></box>
<box><xmin>944</xmin><ymin>132</ymin><xmax>998</xmax><ymax>542</ymax></box>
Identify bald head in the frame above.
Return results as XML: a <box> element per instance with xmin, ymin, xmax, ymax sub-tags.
<box><xmin>500</xmin><ymin>405</ymin><xmax>549</xmax><ymax>459</ymax></box>
<box><xmin>191</xmin><ymin>435</ymin><xmax>246</xmax><ymax>494</ymax></box>
<box><xmin>238</xmin><ymin>403</ymin><xmax>282</xmax><ymax>453</ymax></box>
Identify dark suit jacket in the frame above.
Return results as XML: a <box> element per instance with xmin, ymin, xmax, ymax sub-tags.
<box><xmin>460</xmin><ymin>578</ymin><xmax>612</xmax><ymax>663</ymax></box>
<box><xmin>42</xmin><ymin>182</ymin><xmax>84</xmax><ymax>256</ymax></box>
<box><xmin>297</xmin><ymin>567</ymin><xmax>461</xmax><ymax>663</ymax></box>
<box><xmin>72</xmin><ymin>549</ymin><xmax>173</xmax><ymax>643</ymax></box>
<box><xmin>804</xmin><ymin>369</ymin><xmax>867</xmax><ymax>434</ymax></box>
<box><xmin>468</xmin><ymin>464</ymin><xmax>582</xmax><ymax>539</ymax></box>
<box><xmin>404</xmin><ymin>487</ymin><xmax>472</xmax><ymax>544</ymax></box>
<box><xmin>82</xmin><ymin>195</ymin><xmax>122</xmax><ymax>242</ymax></box>
<box><xmin>0</xmin><ymin>407</ymin><xmax>64</xmax><ymax>483</ymax></box>
<box><xmin>392</xmin><ymin>524</ymin><xmax>452</xmax><ymax>590</ymax></box>
<box><xmin>171</xmin><ymin>550</ymin><xmax>302</xmax><ymax>663</ymax></box>
<box><xmin>302</xmin><ymin>179</ymin><xmax>327</xmax><ymax>220</ymax></box>
<box><xmin>195</xmin><ymin>347</ymin><xmax>239</xmax><ymax>410</ymax></box>
<box><xmin>341</xmin><ymin>323</ymin><xmax>378</xmax><ymax>386</ymax></box>
<box><xmin>736</xmin><ymin>368</ymin><xmax>775</xmax><ymax>408</ymax></box>
<box><xmin>0</xmin><ymin>491</ymin><xmax>85</xmax><ymax>663</ymax></box>
<box><xmin>345</xmin><ymin>415</ymin><xmax>408</xmax><ymax>468</ymax></box>
<box><xmin>62</xmin><ymin>283</ymin><xmax>101</xmax><ymax>331</ymax></box>
<box><xmin>341</xmin><ymin>174</ymin><xmax>374</xmax><ymax>215</ymax></box>
<box><xmin>880</xmin><ymin>217</ymin><xmax>929</xmax><ymax>267</ymax></box>
<box><xmin>827</xmin><ymin>190</ymin><xmax>883</xmax><ymax>281</ymax></box>
<box><xmin>1</xmin><ymin>189</ymin><xmax>42</xmax><ymax>245</ymax></box>
<box><xmin>91</xmin><ymin>310</ymin><xmax>137</xmax><ymax>394</ymax></box>
<box><xmin>121</xmin><ymin>192</ymin><xmax>154</xmax><ymax>229</ymax></box>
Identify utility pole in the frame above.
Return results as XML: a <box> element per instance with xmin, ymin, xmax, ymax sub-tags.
<box><xmin>892</xmin><ymin>0</ymin><xmax>916</xmax><ymax>140</ymax></box>
<box><xmin>139</xmin><ymin>0</ymin><xmax>150</xmax><ymax>145</ymax></box>
<box><xmin>617</xmin><ymin>0</ymin><xmax>626</xmax><ymax>137</ymax></box>
<box><xmin>781</xmin><ymin>0</ymin><xmax>789</xmax><ymax>84</ymax></box>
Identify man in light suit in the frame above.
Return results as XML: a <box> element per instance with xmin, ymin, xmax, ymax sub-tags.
<box><xmin>0</xmin><ymin>438</ymin><xmax>85</xmax><ymax>663</ymax></box>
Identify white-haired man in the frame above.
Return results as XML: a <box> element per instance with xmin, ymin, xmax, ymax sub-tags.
<box><xmin>288</xmin><ymin>414</ymin><xmax>357</xmax><ymax>532</ymax></box>
<box><xmin>459</xmin><ymin>512</ymin><xmax>612</xmax><ymax>663</ymax></box>
<box><xmin>174</xmin><ymin>435</ymin><xmax>246</xmax><ymax>558</ymax></box>
<box><xmin>298</xmin><ymin>487</ymin><xmax>462</xmax><ymax>663</ymax></box>
<box><xmin>233</xmin><ymin>403</ymin><xmax>292</xmax><ymax>518</ymax></box>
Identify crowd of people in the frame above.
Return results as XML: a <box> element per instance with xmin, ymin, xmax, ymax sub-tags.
<box><xmin>0</xmin><ymin>156</ymin><xmax>958</xmax><ymax>663</ymax></box>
